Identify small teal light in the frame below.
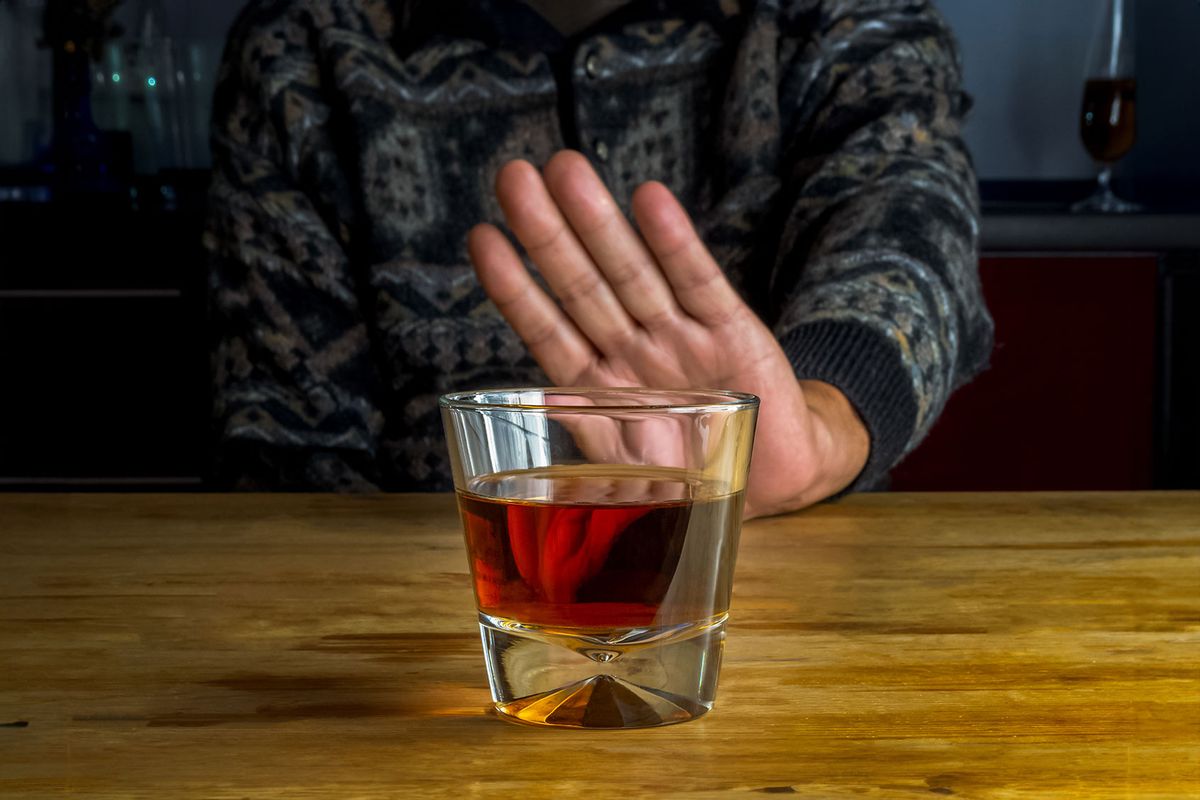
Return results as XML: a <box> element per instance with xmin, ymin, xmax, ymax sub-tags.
<box><xmin>147</xmin><ymin>76</ymin><xmax>157</xmax><ymax>87</ymax></box>
<box><xmin>111</xmin><ymin>72</ymin><xmax>121</xmax><ymax>83</ymax></box>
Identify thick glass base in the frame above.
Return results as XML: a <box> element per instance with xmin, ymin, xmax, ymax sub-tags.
<box><xmin>478</xmin><ymin>612</ymin><xmax>727</xmax><ymax>728</ymax></box>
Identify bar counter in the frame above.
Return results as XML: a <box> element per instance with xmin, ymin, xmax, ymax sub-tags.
<box><xmin>1</xmin><ymin>492</ymin><xmax>1197</xmax><ymax>797</ymax></box>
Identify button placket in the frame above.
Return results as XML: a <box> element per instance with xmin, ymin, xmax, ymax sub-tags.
<box><xmin>584</xmin><ymin>51</ymin><xmax>601</xmax><ymax>79</ymax></box>
<box><xmin>575</xmin><ymin>44</ymin><xmax>611</xmax><ymax>166</ymax></box>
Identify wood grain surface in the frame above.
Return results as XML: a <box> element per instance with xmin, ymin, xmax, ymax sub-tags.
<box><xmin>0</xmin><ymin>493</ymin><xmax>1197</xmax><ymax>798</ymax></box>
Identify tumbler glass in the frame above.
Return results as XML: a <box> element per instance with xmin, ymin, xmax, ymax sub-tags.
<box><xmin>441</xmin><ymin>388</ymin><xmax>758</xmax><ymax>728</ymax></box>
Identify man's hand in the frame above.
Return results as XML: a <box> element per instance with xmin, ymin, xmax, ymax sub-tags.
<box><xmin>467</xmin><ymin>151</ymin><xmax>869</xmax><ymax>517</ymax></box>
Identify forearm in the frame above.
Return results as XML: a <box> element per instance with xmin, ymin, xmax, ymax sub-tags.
<box><xmin>770</xmin><ymin>0</ymin><xmax>992</xmax><ymax>488</ymax></box>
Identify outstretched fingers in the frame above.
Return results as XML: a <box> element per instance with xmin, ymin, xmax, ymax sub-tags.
<box><xmin>632</xmin><ymin>181</ymin><xmax>747</xmax><ymax>327</ymax></box>
<box><xmin>542</xmin><ymin>151</ymin><xmax>682</xmax><ymax>330</ymax></box>
<box><xmin>495</xmin><ymin>159</ymin><xmax>639</xmax><ymax>354</ymax></box>
<box><xmin>467</xmin><ymin>223</ymin><xmax>596</xmax><ymax>385</ymax></box>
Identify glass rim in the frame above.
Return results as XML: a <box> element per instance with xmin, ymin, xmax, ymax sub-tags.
<box><xmin>438</xmin><ymin>386</ymin><xmax>759</xmax><ymax>414</ymax></box>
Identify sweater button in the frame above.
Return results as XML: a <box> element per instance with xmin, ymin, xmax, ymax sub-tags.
<box><xmin>584</xmin><ymin>51</ymin><xmax>601</xmax><ymax>78</ymax></box>
<box><xmin>593</xmin><ymin>140</ymin><xmax>609</xmax><ymax>162</ymax></box>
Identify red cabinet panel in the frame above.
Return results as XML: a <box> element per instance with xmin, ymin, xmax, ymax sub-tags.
<box><xmin>890</xmin><ymin>255</ymin><xmax>1158</xmax><ymax>491</ymax></box>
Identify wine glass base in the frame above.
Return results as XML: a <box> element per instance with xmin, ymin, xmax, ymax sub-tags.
<box><xmin>1071</xmin><ymin>189</ymin><xmax>1142</xmax><ymax>214</ymax></box>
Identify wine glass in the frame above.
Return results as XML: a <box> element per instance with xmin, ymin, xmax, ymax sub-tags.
<box><xmin>1072</xmin><ymin>0</ymin><xmax>1141</xmax><ymax>213</ymax></box>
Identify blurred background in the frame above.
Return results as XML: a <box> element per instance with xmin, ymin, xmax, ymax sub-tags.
<box><xmin>0</xmin><ymin>0</ymin><xmax>1197</xmax><ymax>491</ymax></box>
<box><xmin>0</xmin><ymin>0</ymin><xmax>240</xmax><ymax>174</ymax></box>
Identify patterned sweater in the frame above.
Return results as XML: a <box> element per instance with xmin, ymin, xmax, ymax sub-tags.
<box><xmin>204</xmin><ymin>0</ymin><xmax>993</xmax><ymax>492</ymax></box>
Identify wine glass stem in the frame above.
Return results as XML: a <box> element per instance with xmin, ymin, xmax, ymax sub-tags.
<box><xmin>1097</xmin><ymin>165</ymin><xmax>1114</xmax><ymax>195</ymax></box>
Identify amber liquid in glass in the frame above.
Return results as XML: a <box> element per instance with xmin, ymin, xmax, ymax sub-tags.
<box><xmin>1080</xmin><ymin>77</ymin><xmax>1137</xmax><ymax>163</ymax></box>
<box><xmin>457</xmin><ymin>464</ymin><xmax>743</xmax><ymax>727</ymax></box>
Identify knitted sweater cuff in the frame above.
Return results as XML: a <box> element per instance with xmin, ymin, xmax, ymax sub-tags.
<box><xmin>777</xmin><ymin>320</ymin><xmax>918</xmax><ymax>493</ymax></box>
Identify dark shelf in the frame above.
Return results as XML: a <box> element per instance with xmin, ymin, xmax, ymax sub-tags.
<box><xmin>0</xmin><ymin>184</ymin><xmax>210</xmax><ymax>488</ymax></box>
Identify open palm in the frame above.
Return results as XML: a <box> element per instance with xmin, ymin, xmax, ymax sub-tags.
<box><xmin>467</xmin><ymin>151</ymin><xmax>868</xmax><ymax>517</ymax></box>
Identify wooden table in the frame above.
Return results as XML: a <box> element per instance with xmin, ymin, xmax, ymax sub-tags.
<box><xmin>1</xmin><ymin>493</ymin><xmax>1197</xmax><ymax>798</ymax></box>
